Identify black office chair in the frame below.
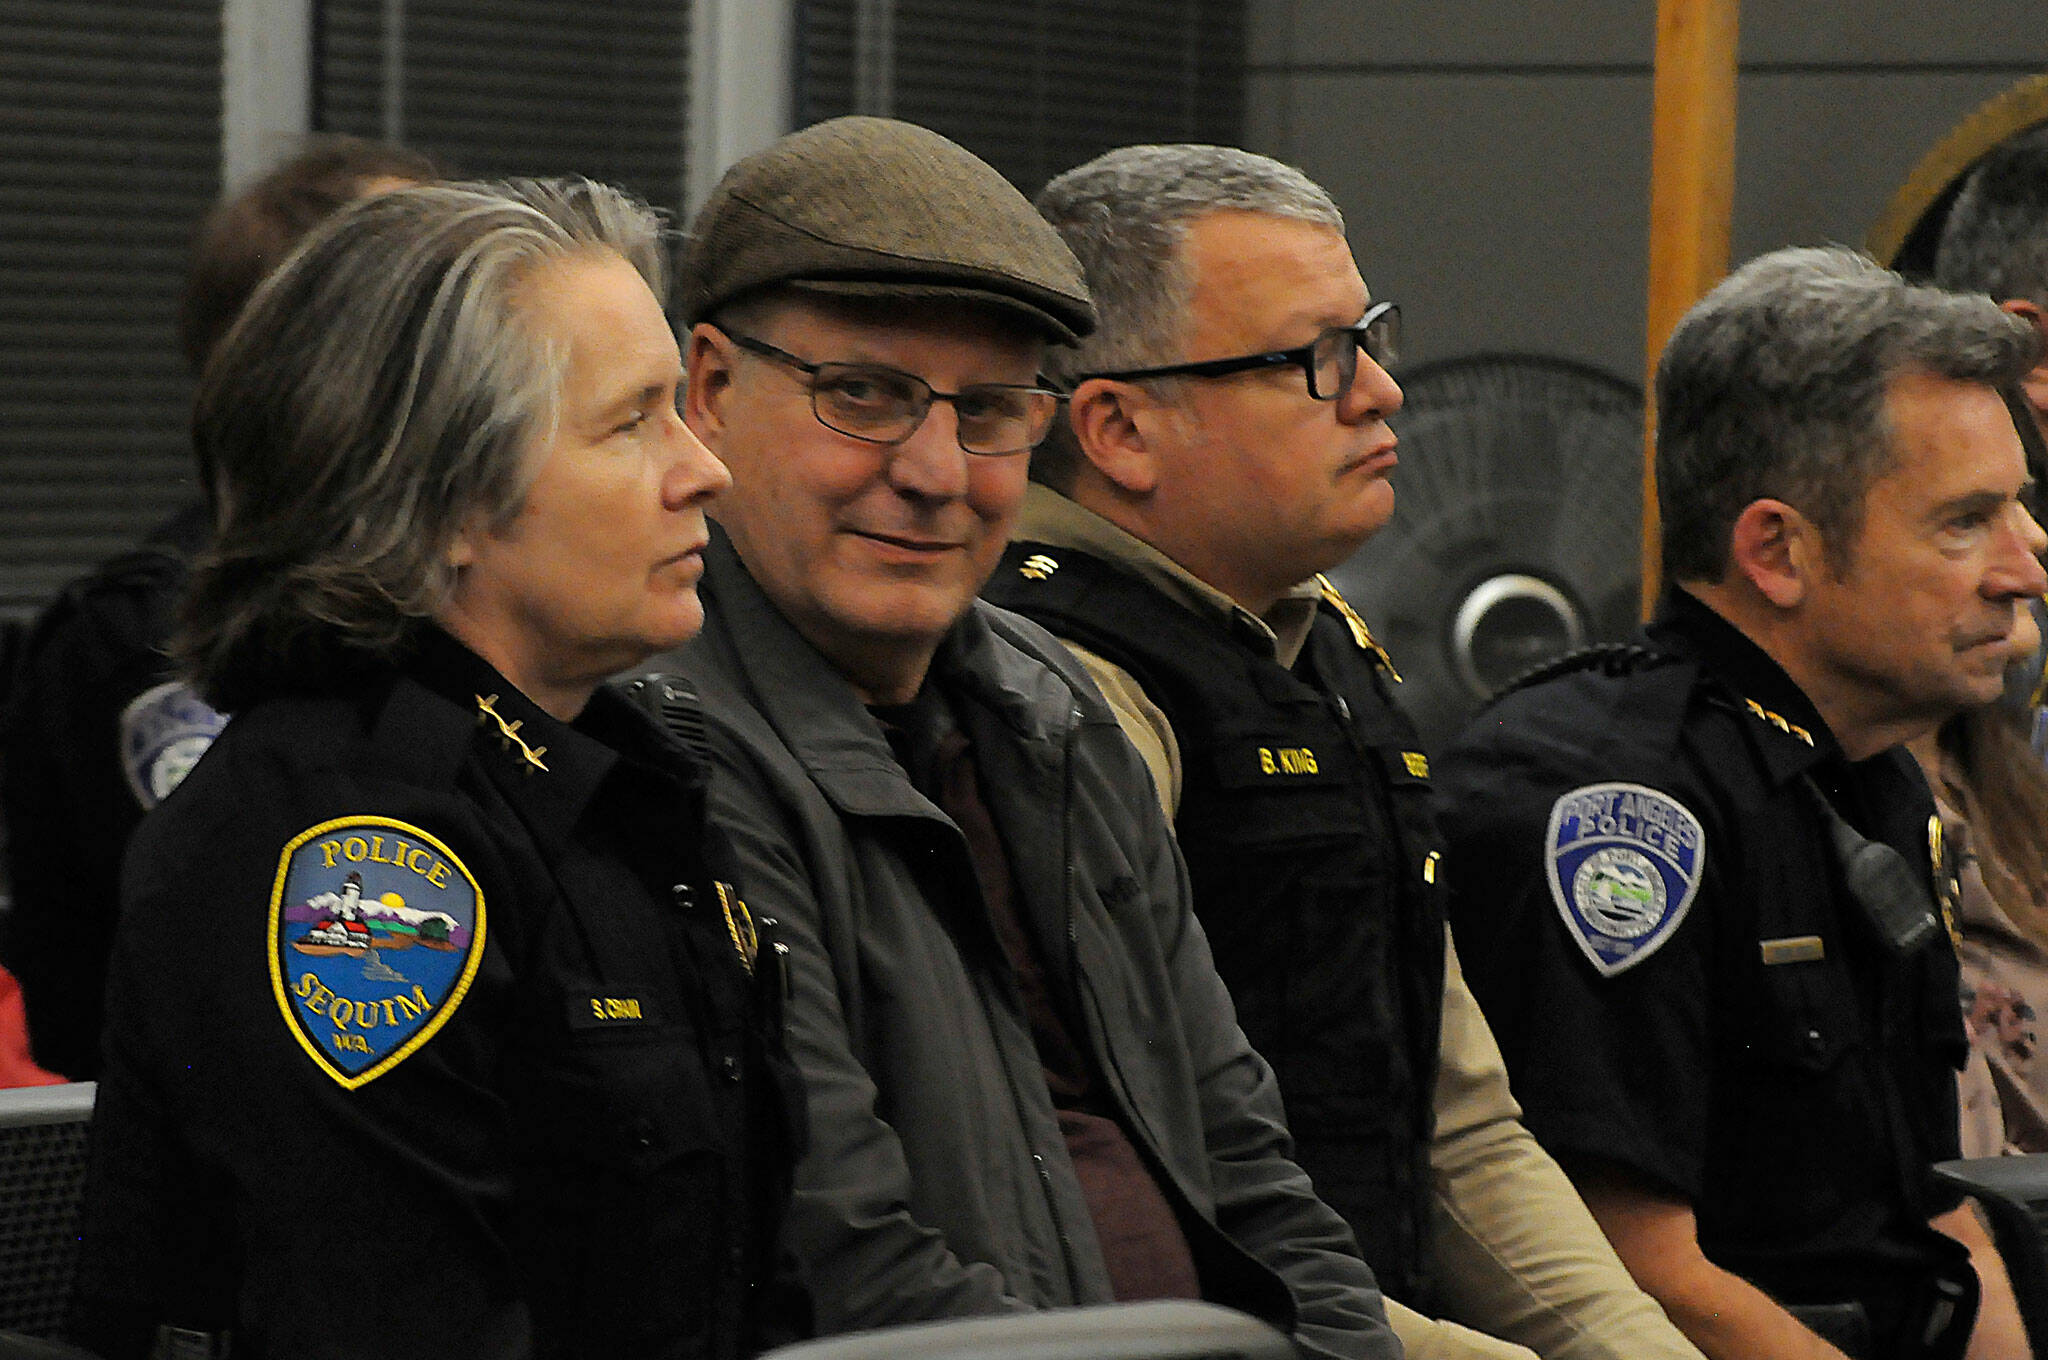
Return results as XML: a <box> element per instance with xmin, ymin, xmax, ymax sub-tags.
<box><xmin>1935</xmin><ymin>1154</ymin><xmax>2048</xmax><ymax>1357</ymax></box>
<box><xmin>759</xmin><ymin>1301</ymin><xmax>1295</xmax><ymax>1360</ymax></box>
<box><xmin>0</xmin><ymin>1083</ymin><xmax>95</xmax><ymax>1339</ymax></box>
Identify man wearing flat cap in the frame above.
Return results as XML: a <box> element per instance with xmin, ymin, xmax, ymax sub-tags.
<box><xmin>658</xmin><ymin>116</ymin><xmax>1399</xmax><ymax>1359</ymax></box>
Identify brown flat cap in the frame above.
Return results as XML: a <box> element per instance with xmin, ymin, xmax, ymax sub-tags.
<box><xmin>679</xmin><ymin>116</ymin><xmax>1094</xmax><ymax>342</ymax></box>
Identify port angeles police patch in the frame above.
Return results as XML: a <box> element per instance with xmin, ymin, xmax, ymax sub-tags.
<box><xmin>267</xmin><ymin>816</ymin><xmax>485</xmax><ymax>1089</ymax></box>
<box><xmin>119</xmin><ymin>681</ymin><xmax>227</xmax><ymax>809</ymax></box>
<box><xmin>1545</xmin><ymin>782</ymin><xmax>1705</xmax><ymax>976</ymax></box>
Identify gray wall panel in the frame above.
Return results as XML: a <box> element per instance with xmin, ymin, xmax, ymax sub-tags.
<box><xmin>1739</xmin><ymin>4</ymin><xmax>2048</xmax><ymax>65</ymax></box>
<box><xmin>1732</xmin><ymin>71</ymin><xmax>2043</xmax><ymax>262</ymax></box>
<box><xmin>1255</xmin><ymin>2</ymin><xmax>2048</xmax><ymax>396</ymax></box>
<box><xmin>1248</xmin><ymin>0</ymin><xmax>1651</xmax><ymax>70</ymax></box>
<box><xmin>1253</xmin><ymin>71</ymin><xmax>1653</xmax><ymax>383</ymax></box>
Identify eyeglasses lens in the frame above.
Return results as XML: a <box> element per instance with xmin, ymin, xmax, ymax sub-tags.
<box><xmin>810</xmin><ymin>363</ymin><xmax>1055</xmax><ymax>454</ymax></box>
<box><xmin>1309</xmin><ymin>311</ymin><xmax>1401</xmax><ymax>400</ymax></box>
<box><xmin>812</xmin><ymin>365</ymin><xmax>926</xmax><ymax>441</ymax></box>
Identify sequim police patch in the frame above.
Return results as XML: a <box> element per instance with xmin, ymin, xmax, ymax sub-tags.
<box><xmin>267</xmin><ymin>816</ymin><xmax>485</xmax><ymax>1089</ymax></box>
<box><xmin>1545</xmin><ymin>782</ymin><xmax>1705</xmax><ymax>977</ymax></box>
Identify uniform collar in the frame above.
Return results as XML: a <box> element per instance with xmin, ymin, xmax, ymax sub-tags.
<box><xmin>1015</xmin><ymin>483</ymin><xmax>1320</xmax><ymax>666</ymax></box>
<box><xmin>1647</xmin><ymin>586</ymin><xmax>1839</xmax><ymax>782</ymax></box>
<box><xmin>392</xmin><ymin>627</ymin><xmax>694</xmax><ymax>857</ymax></box>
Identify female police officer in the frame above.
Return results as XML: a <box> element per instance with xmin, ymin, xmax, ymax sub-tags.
<box><xmin>70</xmin><ymin>179</ymin><xmax>803</xmax><ymax>1359</ymax></box>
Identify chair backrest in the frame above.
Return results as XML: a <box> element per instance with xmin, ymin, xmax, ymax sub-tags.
<box><xmin>759</xmin><ymin>1301</ymin><xmax>1296</xmax><ymax>1360</ymax></box>
<box><xmin>0</xmin><ymin>1085</ymin><xmax>95</xmax><ymax>1339</ymax></box>
<box><xmin>1935</xmin><ymin>1154</ymin><xmax>2048</xmax><ymax>1358</ymax></box>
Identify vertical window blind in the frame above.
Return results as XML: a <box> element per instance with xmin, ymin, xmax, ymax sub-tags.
<box><xmin>796</xmin><ymin>0</ymin><xmax>1245</xmax><ymax>197</ymax></box>
<box><xmin>0</xmin><ymin>1</ymin><xmax>220</xmax><ymax>622</ymax></box>
<box><xmin>314</xmin><ymin>0</ymin><xmax>692</xmax><ymax>248</ymax></box>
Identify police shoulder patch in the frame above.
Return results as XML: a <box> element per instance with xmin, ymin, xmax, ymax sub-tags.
<box><xmin>1544</xmin><ymin>781</ymin><xmax>1705</xmax><ymax>977</ymax></box>
<box><xmin>119</xmin><ymin>681</ymin><xmax>228</xmax><ymax>809</ymax></box>
<box><xmin>267</xmin><ymin>816</ymin><xmax>486</xmax><ymax>1089</ymax></box>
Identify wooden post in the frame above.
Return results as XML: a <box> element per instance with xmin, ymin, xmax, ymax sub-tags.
<box><xmin>1642</xmin><ymin>0</ymin><xmax>1739</xmax><ymax>615</ymax></box>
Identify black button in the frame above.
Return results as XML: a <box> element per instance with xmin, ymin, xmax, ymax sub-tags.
<box><xmin>1802</xmin><ymin>1027</ymin><xmax>1826</xmax><ymax>1058</ymax></box>
<box><xmin>720</xmin><ymin>1055</ymin><xmax>743</xmax><ymax>1084</ymax></box>
<box><xmin>672</xmin><ymin>883</ymin><xmax>696</xmax><ymax>910</ymax></box>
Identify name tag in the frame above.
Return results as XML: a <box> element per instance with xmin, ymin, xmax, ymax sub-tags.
<box><xmin>1759</xmin><ymin>935</ymin><xmax>1825</xmax><ymax>965</ymax></box>
<box><xmin>568</xmin><ymin>995</ymin><xmax>655</xmax><ymax>1029</ymax></box>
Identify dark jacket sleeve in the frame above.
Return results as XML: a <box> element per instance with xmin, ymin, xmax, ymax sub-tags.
<box><xmin>71</xmin><ymin>773</ymin><xmax>535</xmax><ymax>1359</ymax></box>
<box><xmin>698</xmin><ymin>718</ymin><xmax>1036</xmax><ymax>1328</ymax></box>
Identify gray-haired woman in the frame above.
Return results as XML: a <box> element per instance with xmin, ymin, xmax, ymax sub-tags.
<box><xmin>71</xmin><ymin>179</ymin><xmax>805</xmax><ymax>1359</ymax></box>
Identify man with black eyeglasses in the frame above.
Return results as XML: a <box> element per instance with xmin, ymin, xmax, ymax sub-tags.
<box><xmin>657</xmin><ymin>117</ymin><xmax>1400</xmax><ymax>1360</ymax></box>
<box><xmin>984</xmin><ymin>143</ymin><xmax>1704</xmax><ymax>1360</ymax></box>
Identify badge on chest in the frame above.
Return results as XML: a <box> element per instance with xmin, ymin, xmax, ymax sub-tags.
<box><xmin>267</xmin><ymin>816</ymin><xmax>487</xmax><ymax>1088</ymax></box>
<box><xmin>1545</xmin><ymin>782</ymin><xmax>1706</xmax><ymax>977</ymax></box>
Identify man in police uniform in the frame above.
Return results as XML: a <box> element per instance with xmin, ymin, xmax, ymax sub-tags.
<box><xmin>984</xmin><ymin>143</ymin><xmax>1703</xmax><ymax>1360</ymax></box>
<box><xmin>665</xmin><ymin>118</ymin><xmax>1397</xmax><ymax>1360</ymax></box>
<box><xmin>1435</xmin><ymin>246</ymin><xmax>2045</xmax><ymax>1360</ymax></box>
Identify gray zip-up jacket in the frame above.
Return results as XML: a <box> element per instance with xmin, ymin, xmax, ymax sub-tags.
<box><xmin>666</xmin><ymin>536</ymin><xmax>1397</xmax><ymax>1360</ymax></box>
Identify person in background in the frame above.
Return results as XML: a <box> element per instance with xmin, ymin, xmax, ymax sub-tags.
<box><xmin>71</xmin><ymin>178</ymin><xmax>802</xmax><ymax>1359</ymax></box>
<box><xmin>1927</xmin><ymin>121</ymin><xmax>2048</xmax><ymax>1157</ymax></box>
<box><xmin>1436</xmin><ymin>247</ymin><xmax>2041</xmax><ymax>1360</ymax></box>
<box><xmin>663</xmin><ymin>115</ymin><xmax>1400</xmax><ymax>1360</ymax></box>
<box><xmin>0</xmin><ymin>136</ymin><xmax>438</xmax><ymax>1080</ymax></box>
<box><xmin>1914</xmin><ymin>696</ymin><xmax>2048</xmax><ymax>1157</ymax></box>
<box><xmin>986</xmin><ymin>141</ymin><xmax>1702</xmax><ymax>1360</ymax></box>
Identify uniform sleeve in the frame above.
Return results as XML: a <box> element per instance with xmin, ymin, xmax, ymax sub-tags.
<box><xmin>72</xmin><ymin>790</ymin><xmax>534</xmax><ymax>1360</ymax></box>
<box><xmin>1435</xmin><ymin>727</ymin><xmax>1718</xmax><ymax>1204</ymax></box>
<box><xmin>1057</xmin><ymin>640</ymin><xmax>1182</xmax><ymax>819</ymax></box>
<box><xmin>1122</xmin><ymin>743</ymin><xmax>1400</xmax><ymax>1360</ymax></box>
<box><xmin>1426</xmin><ymin>931</ymin><xmax>1706</xmax><ymax>1360</ymax></box>
<box><xmin>697</xmin><ymin>722</ymin><xmax>1035</xmax><ymax>1330</ymax></box>
<box><xmin>1384</xmin><ymin>1298</ymin><xmax>1536</xmax><ymax>1360</ymax></box>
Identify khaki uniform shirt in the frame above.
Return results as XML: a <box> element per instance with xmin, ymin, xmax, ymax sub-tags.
<box><xmin>1009</xmin><ymin>484</ymin><xmax>1704</xmax><ymax>1360</ymax></box>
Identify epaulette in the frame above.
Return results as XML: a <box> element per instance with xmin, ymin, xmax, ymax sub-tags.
<box><xmin>621</xmin><ymin>673</ymin><xmax>711</xmax><ymax>763</ymax></box>
<box><xmin>1314</xmin><ymin>573</ymin><xmax>1401</xmax><ymax>680</ymax></box>
<box><xmin>1490</xmin><ymin>643</ymin><xmax>1679</xmax><ymax>705</ymax></box>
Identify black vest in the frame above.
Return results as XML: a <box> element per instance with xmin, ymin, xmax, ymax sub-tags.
<box><xmin>988</xmin><ymin>542</ymin><xmax>1445</xmax><ymax>1303</ymax></box>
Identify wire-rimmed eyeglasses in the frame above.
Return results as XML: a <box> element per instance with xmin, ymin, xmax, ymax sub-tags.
<box><xmin>722</xmin><ymin>329</ymin><xmax>1065</xmax><ymax>456</ymax></box>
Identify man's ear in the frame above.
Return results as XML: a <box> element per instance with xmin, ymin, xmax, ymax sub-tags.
<box><xmin>1728</xmin><ymin>498</ymin><xmax>1817</xmax><ymax>608</ymax></box>
<box><xmin>1066</xmin><ymin>377</ymin><xmax>1167</xmax><ymax>496</ymax></box>
<box><xmin>2000</xmin><ymin>300</ymin><xmax>2048</xmax><ymax>425</ymax></box>
<box><xmin>683</xmin><ymin>323</ymin><xmax>736</xmax><ymax>441</ymax></box>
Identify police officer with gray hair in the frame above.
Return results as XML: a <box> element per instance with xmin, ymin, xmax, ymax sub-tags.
<box><xmin>72</xmin><ymin>178</ymin><xmax>802</xmax><ymax>1359</ymax></box>
<box><xmin>1436</xmin><ymin>246</ymin><xmax>2046</xmax><ymax>1360</ymax></box>
<box><xmin>986</xmin><ymin>141</ymin><xmax>1704</xmax><ymax>1360</ymax></box>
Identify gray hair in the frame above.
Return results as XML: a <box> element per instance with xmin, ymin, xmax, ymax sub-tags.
<box><xmin>1658</xmin><ymin>245</ymin><xmax>2037</xmax><ymax>583</ymax></box>
<box><xmin>1031</xmin><ymin>144</ymin><xmax>1343</xmax><ymax>486</ymax></box>
<box><xmin>180</xmin><ymin>177</ymin><xmax>666</xmax><ymax>711</ymax></box>
<box><xmin>1935</xmin><ymin>122</ymin><xmax>2048</xmax><ymax>307</ymax></box>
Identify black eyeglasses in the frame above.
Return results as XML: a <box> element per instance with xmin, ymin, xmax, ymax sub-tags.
<box><xmin>722</xmin><ymin>330</ymin><xmax>1064</xmax><ymax>456</ymax></box>
<box><xmin>1078</xmin><ymin>300</ymin><xmax>1400</xmax><ymax>400</ymax></box>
